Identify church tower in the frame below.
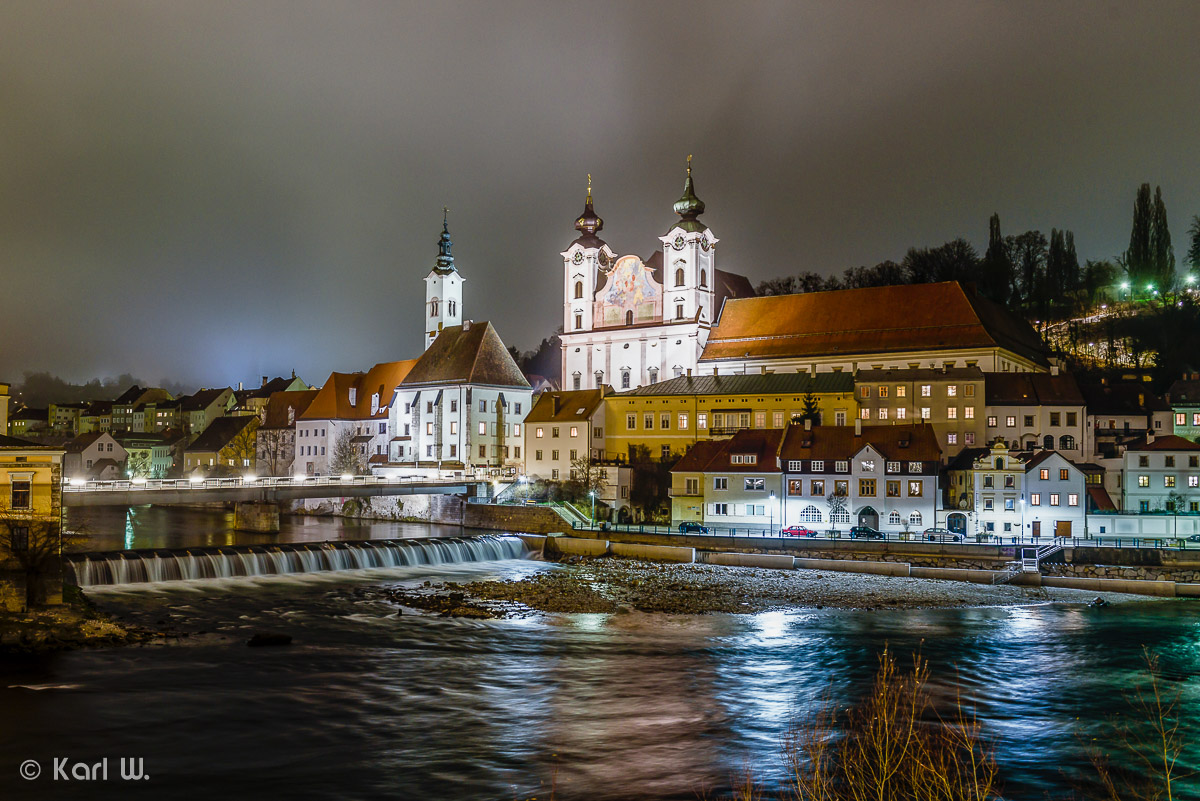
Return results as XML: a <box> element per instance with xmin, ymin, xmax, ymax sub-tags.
<box><xmin>423</xmin><ymin>208</ymin><xmax>464</xmax><ymax>351</ymax></box>
<box><xmin>658</xmin><ymin>156</ymin><xmax>718</xmax><ymax>325</ymax></box>
<box><xmin>561</xmin><ymin>176</ymin><xmax>615</xmax><ymax>340</ymax></box>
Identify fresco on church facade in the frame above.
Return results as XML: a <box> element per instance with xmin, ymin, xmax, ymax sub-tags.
<box><xmin>595</xmin><ymin>255</ymin><xmax>662</xmax><ymax>327</ymax></box>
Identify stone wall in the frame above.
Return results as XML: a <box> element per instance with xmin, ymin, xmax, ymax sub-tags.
<box><xmin>1042</xmin><ymin>562</ymin><xmax>1200</xmax><ymax>583</ymax></box>
<box><xmin>462</xmin><ymin>503</ymin><xmax>576</xmax><ymax>535</ymax></box>
<box><xmin>291</xmin><ymin>493</ymin><xmax>467</xmax><ymax>524</ymax></box>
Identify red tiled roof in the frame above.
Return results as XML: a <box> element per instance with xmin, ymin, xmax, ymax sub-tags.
<box><xmin>524</xmin><ymin>389</ymin><xmax>607</xmax><ymax>424</ymax></box>
<box><xmin>261</xmin><ymin>389</ymin><xmax>320</xmax><ymax>429</ymax></box>
<box><xmin>701</xmin><ymin>281</ymin><xmax>1046</xmax><ymax>365</ymax></box>
<box><xmin>778</xmin><ymin>423</ymin><xmax>942</xmax><ymax>463</ymax></box>
<box><xmin>301</xmin><ymin>360</ymin><xmax>418</xmax><ymax>421</ymax></box>
<box><xmin>672</xmin><ymin>429</ymin><xmax>784</xmax><ymax>473</ymax></box>
<box><xmin>1123</xmin><ymin>434</ymin><xmax>1200</xmax><ymax>452</ymax></box>
<box><xmin>401</xmin><ymin>321</ymin><xmax>529</xmax><ymax>388</ymax></box>
<box><xmin>1087</xmin><ymin>485</ymin><xmax>1116</xmax><ymax>512</ymax></box>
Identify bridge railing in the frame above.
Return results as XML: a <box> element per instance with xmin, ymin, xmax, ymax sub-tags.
<box><xmin>64</xmin><ymin>473</ymin><xmax>484</xmax><ymax>493</ymax></box>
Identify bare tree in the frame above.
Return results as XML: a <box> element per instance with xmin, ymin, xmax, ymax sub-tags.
<box><xmin>256</xmin><ymin>428</ymin><xmax>292</xmax><ymax>476</ymax></box>
<box><xmin>329</xmin><ymin>427</ymin><xmax>366</xmax><ymax>475</ymax></box>
<box><xmin>0</xmin><ymin>514</ymin><xmax>83</xmax><ymax>610</ymax></box>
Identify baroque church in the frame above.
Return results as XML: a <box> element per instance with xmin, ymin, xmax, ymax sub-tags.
<box><xmin>559</xmin><ymin>159</ymin><xmax>755</xmax><ymax>392</ymax></box>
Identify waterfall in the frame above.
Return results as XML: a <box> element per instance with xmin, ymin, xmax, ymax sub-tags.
<box><xmin>66</xmin><ymin>535</ymin><xmax>528</xmax><ymax>588</ymax></box>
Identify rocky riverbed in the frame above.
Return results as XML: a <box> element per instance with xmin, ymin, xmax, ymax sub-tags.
<box><xmin>386</xmin><ymin>558</ymin><xmax>1142</xmax><ymax>618</ymax></box>
<box><xmin>0</xmin><ymin>603</ymin><xmax>154</xmax><ymax>654</ymax></box>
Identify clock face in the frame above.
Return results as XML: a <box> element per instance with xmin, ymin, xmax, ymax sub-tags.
<box><xmin>701</xmin><ymin>238</ymin><xmax>710</xmax><ymax>252</ymax></box>
<box><xmin>573</xmin><ymin>251</ymin><xmax>584</xmax><ymax>265</ymax></box>
<box><xmin>672</xmin><ymin>235</ymin><xmax>685</xmax><ymax>250</ymax></box>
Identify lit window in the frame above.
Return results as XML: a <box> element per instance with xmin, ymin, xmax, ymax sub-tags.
<box><xmin>536</xmin><ymin>428</ymin><xmax>544</xmax><ymax>438</ymax></box>
<box><xmin>1030</xmin><ymin>493</ymin><xmax>1041</xmax><ymax>506</ymax></box>
<box><xmin>1137</xmin><ymin>475</ymin><xmax>1149</xmax><ymax>487</ymax></box>
<box><xmin>1006</xmin><ymin>416</ymin><xmax>1016</xmax><ymax>427</ymax></box>
<box><xmin>920</xmin><ymin>385</ymin><xmax>931</xmax><ymax>397</ymax></box>
<box><xmin>947</xmin><ymin>385</ymin><xmax>957</xmax><ymax>397</ymax></box>
<box><xmin>861</xmin><ymin>408</ymin><xmax>870</xmax><ymax>420</ymax></box>
<box><xmin>896</xmin><ymin>386</ymin><xmax>906</xmax><ymax>398</ymax></box>
<box><xmin>896</xmin><ymin>407</ymin><xmax>906</xmax><ymax>420</ymax></box>
<box><xmin>947</xmin><ymin>407</ymin><xmax>957</xmax><ymax>420</ymax></box>
<box><xmin>964</xmin><ymin>407</ymin><xmax>974</xmax><ymax>419</ymax></box>
<box><xmin>570</xmin><ymin>426</ymin><xmax>578</xmax><ymax>438</ymax></box>
<box><xmin>1165</xmin><ymin>476</ymin><xmax>1176</xmax><ymax>487</ymax></box>
<box><xmin>1050</xmin><ymin>493</ymin><xmax>1060</xmax><ymax>506</ymax></box>
<box><xmin>478</xmin><ymin>422</ymin><xmax>487</xmax><ymax>435</ymax></box>
<box><xmin>947</xmin><ymin>433</ymin><xmax>958</xmax><ymax>445</ymax></box>
<box><xmin>920</xmin><ymin>407</ymin><xmax>931</xmax><ymax>419</ymax></box>
<box><xmin>1068</xmin><ymin>494</ymin><xmax>1079</xmax><ymax>506</ymax></box>
<box><xmin>679</xmin><ymin>413</ymin><xmax>689</xmax><ymax>429</ymax></box>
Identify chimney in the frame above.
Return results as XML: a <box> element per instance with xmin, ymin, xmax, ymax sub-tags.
<box><xmin>238</xmin><ymin>381</ymin><xmax>243</xmax><ymax>391</ymax></box>
<box><xmin>686</xmin><ymin>368</ymin><xmax>692</xmax><ymax>378</ymax></box>
<box><xmin>855</xmin><ymin>418</ymin><xmax>862</xmax><ymax>436</ymax></box>
<box><xmin>760</xmin><ymin>365</ymin><xmax>767</xmax><ymax>375</ymax></box>
<box><xmin>1146</xmin><ymin>430</ymin><xmax>1155</xmax><ymax>445</ymax></box>
<box><xmin>804</xmin><ymin>418</ymin><xmax>812</xmax><ymax>431</ymax></box>
<box><xmin>262</xmin><ymin>376</ymin><xmax>268</xmax><ymax>388</ymax></box>
<box><xmin>463</xmin><ymin>320</ymin><xmax>472</xmax><ymax>331</ymax></box>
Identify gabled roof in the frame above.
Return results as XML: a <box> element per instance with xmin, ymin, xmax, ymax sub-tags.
<box><xmin>64</xmin><ymin>432</ymin><xmax>109</xmax><ymax>453</ymax></box>
<box><xmin>619</xmin><ymin>370</ymin><xmax>854</xmax><ymax>397</ymax></box>
<box><xmin>11</xmin><ymin>407</ymin><xmax>47</xmax><ymax>421</ymax></box>
<box><xmin>1023</xmin><ymin>450</ymin><xmax>1077</xmax><ymax>472</ymax></box>
<box><xmin>0</xmin><ymin>434</ymin><xmax>54</xmax><ymax>449</ymax></box>
<box><xmin>1166</xmin><ymin>378</ymin><xmax>1200</xmax><ymax>405</ymax></box>
<box><xmin>400</xmin><ymin>321</ymin><xmax>529</xmax><ymax>389</ymax></box>
<box><xmin>112</xmin><ymin>385</ymin><xmax>145</xmax><ymax>405</ymax></box>
<box><xmin>778</xmin><ymin>423</ymin><xmax>942</xmax><ymax>463</ymax></box>
<box><xmin>261</xmin><ymin>389</ymin><xmax>320</xmax><ymax>429</ymax></box>
<box><xmin>985</xmin><ymin>371</ymin><xmax>1085</xmax><ymax>406</ymax></box>
<box><xmin>671</xmin><ymin>428</ymin><xmax>785</xmax><ymax>474</ymax></box>
<box><xmin>302</xmin><ymin>360</ymin><xmax>418</xmax><ymax>421</ymax></box>
<box><xmin>524</xmin><ymin>389</ymin><xmax>607</xmax><ymax>424</ymax></box>
<box><xmin>181</xmin><ymin>387</ymin><xmax>231</xmax><ymax>412</ymax></box>
<box><xmin>945</xmin><ymin>446</ymin><xmax>990</xmax><ymax>472</ymax></box>
<box><xmin>186</xmin><ymin>415</ymin><xmax>257</xmax><ymax>453</ymax></box>
<box><xmin>1123</xmin><ymin>434</ymin><xmax>1200</xmax><ymax>452</ymax></box>
<box><xmin>701</xmin><ymin>281</ymin><xmax>1047</xmax><ymax>366</ymax></box>
<box><xmin>1087</xmin><ymin>485</ymin><xmax>1117</xmax><ymax>512</ymax></box>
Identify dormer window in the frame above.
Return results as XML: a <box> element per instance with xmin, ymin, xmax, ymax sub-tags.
<box><xmin>287</xmin><ymin>407</ymin><xmax>295</xmax><ymax>425</ymax></box>
<box><xmin>371</xmin><ymin>393</ymin><xmax>380</xmax><ymax>414</ymax></box>
<box><xmin>731</xmin><ymin>454</ymin><xmax>757</xmax><ymax>465</ymax></box>
<box><xmin>349</xmin><ymin>388</ymin><xmax>357</xmax><ymax>406</ymax></box>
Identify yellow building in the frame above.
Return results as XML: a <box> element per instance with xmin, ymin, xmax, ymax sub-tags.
<box><xmin>603</xmin><ymin>371</ymin><xmax>857</xmax><ymax>461</ymax></box>
<box><xmin>0</xmin><ymin>435</ymin><xmax>66</xmax><ymax>610</ymax></box>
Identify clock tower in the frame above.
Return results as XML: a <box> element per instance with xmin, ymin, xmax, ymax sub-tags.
<box><xmin>423</xmin><ymin>208</ymin><xmax>464</xmax><ymax>351</ymax></box>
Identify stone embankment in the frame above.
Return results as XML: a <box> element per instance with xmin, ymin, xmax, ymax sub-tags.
<box><xmin>0</xmin><ymin>603</ymin><xmax>152</xmax><ymax>654</ymax></box>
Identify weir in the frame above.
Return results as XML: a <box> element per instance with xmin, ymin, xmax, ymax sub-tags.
<box><xmin>65</xmin><ymin>535</ymin><xmax>527</xmax><ymax>588</ymax></box>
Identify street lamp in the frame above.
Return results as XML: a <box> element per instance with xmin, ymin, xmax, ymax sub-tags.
<box><xmin>589</xmin><ymin>490</ymin><xmax>596</xmax><ymax>528</ymax></box>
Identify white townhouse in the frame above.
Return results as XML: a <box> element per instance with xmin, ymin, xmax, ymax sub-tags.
<box><xmin>1022</xmin><ymin>451</ymin><xmax>1087</xmax><ymax>538</ymax></box>
<box><xmin>945</xmin><ymin>440</ymin><xmax>1025</xmax><ymax>540</ymax></box>
<box><xmin>386</xmin><ymin>321</ymin><xmax>532</xmax><ymax>476</ymax></box>
<box><xmin>1120</xmin><ymin>434</ymin><xmax>1200</xmax><ymax>514</ymax></box>
<box><xmin>983</xmin><ymin>367</ymin><xmax>1088</xmax><ymax>463</ymax></box>
<box><xmin>778</xmin><ymin>421</ymin><xmax>942</xmax><ymax>535</ymax></box>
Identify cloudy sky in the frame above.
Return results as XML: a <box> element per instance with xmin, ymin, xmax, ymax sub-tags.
<box><xmin>2</xmin><ymin>1</ymin><xmax>1199</xmax><ymax>388</ymax></box>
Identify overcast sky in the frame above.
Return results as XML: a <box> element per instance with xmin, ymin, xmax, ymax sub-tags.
<box><xmin>2</xmin><ymin>1</ymin><xmax>1199</xmax><ymax>388</ymax></box>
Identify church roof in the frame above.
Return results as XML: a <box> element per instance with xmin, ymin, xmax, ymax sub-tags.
<box><xmin>701</xmin><ymin>281</ymin><xmax>1047</xmax><ymax>366</ymax></box>
<box><xmin>400</xmin><ymin>321</ymin><xmax>530</xmax><ymax>389</ymax></box>
<box><xmin>431</xmin><ymin>209</ymin><xmax>457</xmax><ymax>274</ymax></box>
<box><xmin>669</xmin><ymin>156</ymin><xmax>707</xmax><ymax>233</ymax></box>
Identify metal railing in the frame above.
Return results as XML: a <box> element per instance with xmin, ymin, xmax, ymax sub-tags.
<box><xmin>64</xmin><ymin>474</ymin><xmax>480</xmax><ymax>493</ymax></box>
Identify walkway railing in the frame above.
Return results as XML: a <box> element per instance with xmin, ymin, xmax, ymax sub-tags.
<box><xmin>65</xmin><ymin>474</ymin><xmax>480</xmax><ymax>493</ymax></box>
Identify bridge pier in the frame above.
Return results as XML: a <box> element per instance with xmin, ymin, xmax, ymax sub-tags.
<box><xmin>235</xmin><ymin>502</ymin><xmax>280</xmax><ymax>533</ymax></box>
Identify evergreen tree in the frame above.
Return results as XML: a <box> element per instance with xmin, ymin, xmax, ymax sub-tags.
<box><xmin>1063</xmin><ymin>231</ymin><xmax>1081</xmax><ymax>294</ymax></box>
<box><xmin>1187</xmin><ymin>215</ymin><xmax>1200</xmax><ymax>272</ymax></box>
<box><xmin>981</xmin><ymin>213</ymin><xmax>1014</xmax><ymax>305</ymax></box>
<box><xmin>1150</xmin><ymin>186</ymin><xmax>1175</xmax><ymax>290</ymax></box>
<box><xmin>1005</xmin><ymin>230</ymin><xmax>1047</xmax><ymax>307</ymax></box>
<box><xmin>800</xmin><ymin>393</ymin><xmax>821</xmax><ymax>424</ymax></box>
<box><xmin>1047</xmin><ymin>228</ymin><xmax>1065</xmax><ymax>301</ymax></box>
<box><xmin>1125</xmin><ymin>183</ymin><xmax>1153</xmax><ymax>288</ymax></box>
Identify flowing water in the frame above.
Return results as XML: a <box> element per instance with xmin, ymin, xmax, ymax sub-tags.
<box><xmin>3</xmin><ymin>509</ymin><xmax>1199</xmax><ymax>800</ymax></box>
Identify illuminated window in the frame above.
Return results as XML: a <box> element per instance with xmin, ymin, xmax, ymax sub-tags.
<box><xmin>478</xmin><ymin>422</ymin><xmax>486</xmax><ymax>435</ymax></box>
<box><xmin>1137</xmin><ymin>475</ymin><xmax>1149</xmax><ymax>487</ymax></box>
<box><xmin>679</xmin><ymin>413</ymin><xmax>689</xmax><ymax>430</ymax></box>
<box><xmin>947</xmin><ymin>385</ymin><xmax>957</xmax><ymax>397</ymax></box>
<box><xmin>859</xmin><ymin>479</ymin><xmax>876</xmax><ymax>496</ymax></box>
<box><xmin>570</xmin><ymin>427</ymin><xmax>578</xmax><ymax>438</ymax></box>
<box><xmin>920</xmin><ymin>407</ymin><xmax>930</xmax><ymax>419</ymax></box>
<box><xmin>1030</xmin><ymin>493</ymin><xmax>1041</xmax><ymax>505</ymax></box>
<box><xmin>896</xmin><ymin>386</ymin><xmax>906</xmax><ymax>398</ymax></box>
<box><xmin>1165</xmin><ymin>476</ymin><xmax>1176</xmax><ymax>487</ymax></box>
<box><xmin>878</xmin><ymin>408</ymin><xmax>888</xmax><ymax>420</ymax></box>
<box><xmin>947</xmin><ymin>407</ymin><xmax>957</xmax><ymax>419</ymax></box>
<box><xmin>920</xmin><ymin>385</ymin><xmax>931</xmax><ymax>397</ymax></box>
<box><xmin>896</xmin><ymin>407</ymin><xmax>906</xmax><ymax>420</ymax></box>
<box><xmin>1050</xmin><ymin>493</ymin><xmax>1060</xmax><ymax>506</ymax></box>
<box><xmin>536</xmin><ymin>427</ymin><xmax>544</xmax><ymax>438</ymax></box>
<box><xmin>879</xmin><ymin>386</ymin><xmax>889</xmax><ymax>398</ymax></box>
<box><xmin>861</xmin><ymin>408</ymin><xmax>870</xmax><ymax>420</ymax></box>
<box><xmin>1068</xmin><ymin>494</ymin><xmax>1079</xmax><ymax>506</ymax></box>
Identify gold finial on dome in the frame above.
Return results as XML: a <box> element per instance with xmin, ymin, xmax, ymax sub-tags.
<box><xmin>587</xmin><ymin>173</ymin><xmax>592</xmax><ymax>204</ymax></box>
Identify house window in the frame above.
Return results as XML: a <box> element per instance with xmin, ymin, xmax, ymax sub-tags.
<box><xmin>552</xmin><ymin>427</ymin><xmax>560</xmax><ymax>438</ymax></box>
<box><xmin>712</xmin><ymin>503</ymin><xmax>729</xmax><ymax>516</ymax></box>
<box><xmin>648</xmin><ymin>368</ymin><xmax>658</xmax><ymax>384</ymax></box>
<box><xmin>801</xmin><ymin>505</ymin><xmax>823</xmax><ymax>523</ymax></box>
<box><xmin>908</xmin><ymin>481</ymin><xmax>923</xmax><ymax>497</ymax></box>
<box><xmin>859</xmin><ymin>479</ymin><xmax>876</xmax><ymax>496</ymax></box>
<box><xmin>10</xmin><ymin>480</ymin><xmax>31</xmax><ymax>509</ymax></box>
<box><xmin>1006</xmin><ymin>416</ymin><xmax>1016</xmax><ymax>427</ymax></box>
<box><xmin>984</xmin><ymin>474</ymin><xmax>995</xmax><ymax>488</ymax></box>
<box><xmin>1050</xmin><ymin>493</ymin><xmax>1060</xmax><ymax>506</ymax></box>
<box><xmin>675</xmin><ymin>303</ymin><xmax>684</xmax><ymax>319</ymax></box>
<box><xmin>909</xmin><ymin>511</ymin><xmax>923</xmax><ymax>526</ymax></box>
<box><xmin>1024</xmin><ymin>415</ymin><xmax>1035</xmax><ymax>427</ymax></box>
<box><xmin>888</xmin><ymin>511</ymin><xmax>902</xmax><ymax>524</ymax></box>
<box><xmin>1140</xmin><ymin>500</ymin><xmax>1150</xmax><ymax>512</ymax></box>
<box><xmin>627</xmin><ymin>414</ymin><xmax>636</xmax><ymax>429</ymax></box>
<box><xmin>886</xmin><ymin>461</ymin><xmax>899</xmax><ymax>473</ymax></box>
<box><xmin>698</xmin><ymin>412</ymin><xmax>708</xmax><ymax>429</ymax></box>
<box><xmin>430</xmin><ymin>299</ymin><xmax>439</xmax><ymax>317</ymax></box>
<box><xmin>679</xmin><ymin>413</ymin><xmax>689</xmax><ymax>430</ymax></box>
<box><xmin>535</xmin><ymin>427</ymin><xmax>544</xmax><ymax>438</ymax></box>
<box><xmin>745</xmin><ymin>477</ymin><xmax>765</xmax><ymax>491</ymax></box>
<box><xmin>879</xmin><ymin>386</ymin><xmax>889</xmax><ymax>398</ymax></box>
<box><xmin>919</xmin><ymin>385</ymin><xmax>931</xmax><ymax>397</ymax></box>
<box><xmin>812</xmin><ymin>460</ymin><xmax>824</xmax><ymax>472</ymax></box>
<box><xmin>878</xmin><ymin>408</ymin><xmax>888</xmax><ymax>420</ymax></box>
<box><xmin>835</xmin><ymin>461</ymin><xmax>849</xmax><ymax>473</ymax></box>
<box><xmin>1039</xmin><ymin>469</ymin><xmax>1049</xmax><ymax>480</ymax></box>
<box><xmin>662</xmin><ymin>413</ymin><xmax>672</xmax><ymax>430</ymax></box>
<box><xmin>1005</xmin><ymin>498</ymin><xmax>1015</xmax><ymax>511</ymax></box>
<box><xmin>909</xmin><ymin>462</ymin><xmax>923</xmax><ymax>473</ymax></box>
<box><xmin>947</xmin><ymin>385</ymin><xmax>957</xmax><ymax>397</ymax></box>
<box><xmin>965</xmin><ymin>385</ymin><xmax>975</xmax><ymax>397</ymax></box>
<box><xmin>1165</xmin><ymin>476</ymin><xmax>1176</xmax><ymax>487</ymax></box>
<box><xmin>10</xmin><ymin>526</ymin><xmax>29</xmax><ymax>551</ymax></box>
<box><xmin>1068</xmin><ymin>494</ymin><xmax>1079</xmax><ymax>506</ymax></box>
<box><xmin>1030</xmin><ymin>493</ymin><xmax>1041</xmax><ymax>506</ymax></box>
<box><xmin>714</xmin><ymin>477</ymin><xmax>728</xmax><ymax>490</ymax></box>
<box><xmin>965</xmin><ymin>432</ymin><xmax>975</xmax><ymax>445</ymax></box>
<box><xmin>896</xmin><ymin>386</ymin><xmax>906</xmax><ymax>398</ymax></box>
<box><xmin>859</xmin><ymin>386</ymin><xmax>870</xmax><ymax>399</ymax></box>
<box><xmin>535</xmin><ymin>450</ymin><xmax>543</xmax><ymax>461</ymax></box>
<box><xmin>574</xmin><ymin>313</ymin><xmax>583</xmax><ymax>330</ymax></box>
<box><xmin>569</xmin><ymin>426</ymin><xmax>578</xmax><ymax>438</ymax></box>
<box><xmin>861</xmin><ymin>408</ymin><xmax>870</xmax><ymax>420</ymax></box>
<box><xmin>1137</xmin><ymin>475</ymin><xmax>1149</xmax><ymax>487</ymax></box>
<box><xmin>984</xmin><ymin>498</ymin><xmax>994</xmax><ymax>511</ymax></box>
<box><xmin>1059</xmin><ymin>468</ymin><xmax>1069</xmax><ymax>480</ymax></box>
<box><xmin>1190</xmin><ymin>476</ymin><xmax>1199</xmax><ymax>488</ymax></box>
<box><xmin>1166</xmin><ymin>455</ymin><xmax>1176</xmax><ymax>467</ymax></box>
<box><xmin>644</xmin><ymin>414</ymin><xmax>654</xmax><ymax>429</ymax></box>
<box><xmin>699</xmin><ymin>269</ymin><xmax>707</xmax><ymax>287</ymax></box>
<box><xmin>1060</xmin><ymin>435</ymin><xmax>1075</xmax><ymax>450</ymax></box>
<box><xmin>1067</xmin><ymin>412</ymin><xmax>1076</xmax><ymax>426</ymax></box>
<box><xmin>886</xmin><ymin>480</ymin><xmax>900</xmax><ymax>497</ymax></box>
<box><xmin>685</xmin><ymin>477</ymin><xmax>699</xmax><ymax>495</ymax></box>
<box><xmin>569</xmin><ymin>449</ymin><xmax>578</xmax><ymax>461</ymax></box>
<box><xmin>947</xmin><ymin>433</ymin><xmax>958</xmax><ymax>445</ymax></box>
<box><xmin>896</xmin><ymin>408</ymin><xmax>906</xmax><ymax>420</ymax></box>
<box><xmin>1050</xmin><ymin>412</ymin><xmax>1061</xmax><ymax>426</ymax></box>
<box><xmin>479</xmin><ymin>422</ymin><xmax>487</xmax><ymax>435</ymax></box>
<box><xmin>811</xmin><ymin>479</ymin><xmax>825</xmax><ymax>496</ymax></box>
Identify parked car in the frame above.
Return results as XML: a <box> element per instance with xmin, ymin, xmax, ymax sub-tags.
<box><xmin>1187</xmin><ymin>534</ymin><xmax>1200</xmax><ymax>543</ymax></box>
<box><xmin>849</xmin><ymin>525</ymin><xmax>885</xmax><ymax>540</ymax></box>
<box><xmin>781</xmin><ymin>525</ymin><xmax>818</xmax><ymax>537</ymax></box>
<box><xmin>923</xmin><ymin>527</ymin><xmax>962</xmax><ymax>542</ymax></box>
<box><xmin>678</xmin><ymin>521</ymin><xmax>709</xmax><ymax>534</ymax></box>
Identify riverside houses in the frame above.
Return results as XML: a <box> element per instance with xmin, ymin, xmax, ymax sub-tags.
<box><xmin>1119</xmin><ymin>433</ymin><xmax>1200</xmax><ymax>513</ymax></box>
<box><xmin>853</xmin><ymin>366</ymin><xmax>984</xmax><ymax>461</ymax></box>
<box><xmin>671</xmin><ymin>420</ymin><xmax>941</xmax><ymax>534</ymax></box>
<box><xmin>945</xmin><ymin>441</ymin><xmax>1026</xmax><ymax>539</ymax></box>
<box><xmin>1022</xmin><ymin>451</ymin><xmax>1087</xmax><ymax>538</ymax></box>
<box><xmin>983</xmin><ymin>368</ymin><xmax>1088</xmax><ymax>462</ymax></box>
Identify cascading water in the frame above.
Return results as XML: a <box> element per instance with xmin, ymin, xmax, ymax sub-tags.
<box><xmin>66</xmin><ymin>535</ymin><xmax>527</xmax><ymax>587</ymax></box>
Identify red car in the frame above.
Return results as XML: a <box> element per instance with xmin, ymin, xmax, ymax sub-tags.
<box><xmin>781</xmin><ymin>525</ymin><xmax>818</xmax><ymax>537</ymax></box>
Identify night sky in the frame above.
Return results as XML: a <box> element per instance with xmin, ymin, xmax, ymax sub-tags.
<box><xmin>2</xmin><ymin>1</ymin><xmax>1199</xmax><ymax>388</ymax></box>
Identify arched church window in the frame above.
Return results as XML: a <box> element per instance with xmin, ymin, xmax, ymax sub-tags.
<box><xmin>574</xmin><ymin>281</ymin><xmax>583</xmax><ymax>299</ymax></box>
<box><xmin>621</xmin><ymin>370</ymin><xmax>631</xmax><ymax>389</ymax></box>
<box><xmin>430</xmin><ymin>298</ymin><xmax>439</xmax><ymax>317</ymax></box>
<box><xmin>675</xmin><ymin>303</ymin><xmax>684</xmax><ymax>320</ymax></box>
<box><xmin>448</xmin><ymin>300</ymin><xmax>456</xmax><ymax>316</ymax></box>
<box><xmin>574</xmin><ymin>313</ymin><xmax>583</xmax><ymax>330</ymax></box>
<box><xmin>625</xmin><ymin>310</ymin><xmax>634</xmax><ymax>326</ymax></box>
<box><xmin>700</xmin><ymin>269</ymin><xmax>707</xmax><ymax>288</ymax></box>
<box><xmin>675</xmin><ymin>268</ymin><xmax>685</xmax><ymax>287</ymax></box>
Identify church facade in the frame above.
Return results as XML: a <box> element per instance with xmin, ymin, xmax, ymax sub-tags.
<box><xmin>559</xmin><ymin>161</ymin><xmax>754</xmax><ymax>393</ymax></box>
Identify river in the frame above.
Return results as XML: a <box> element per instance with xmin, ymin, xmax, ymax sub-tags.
<box><xmin>2</xmin><ymin>508</ymin><xmax>1198</xmax><ymax>800</ymax></box>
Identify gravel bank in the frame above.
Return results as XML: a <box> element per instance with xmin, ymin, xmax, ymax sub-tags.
<box><xmin>387</xmin><ymin>558</ymin><xmax>1145</xmax><ymax>618</ymax></box>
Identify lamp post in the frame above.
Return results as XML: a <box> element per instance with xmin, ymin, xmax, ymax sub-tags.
<box><xmin>589</xmin><ymin>490</ymin><xmax>596</xmax><ymax>528</ymax></box>
<box><xmin>769</xmin><ymin>490</ymin><xmax>776</xmax><ymax>535</ymax></box>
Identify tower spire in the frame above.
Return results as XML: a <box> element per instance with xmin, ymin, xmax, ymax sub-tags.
<box><xmin>574</xmin><ymin>173</ymin><xmax>604</xmax><ymax>242</ymax></box>
<box><xmin>434</xmin><ymin>207</ymin><xmax>455</xmax><ymax>272</ymax></box>
<box><xmin>672</xmin><ymin>154</ymin><xmax>707</xmax><ymax>231</ymax></box>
